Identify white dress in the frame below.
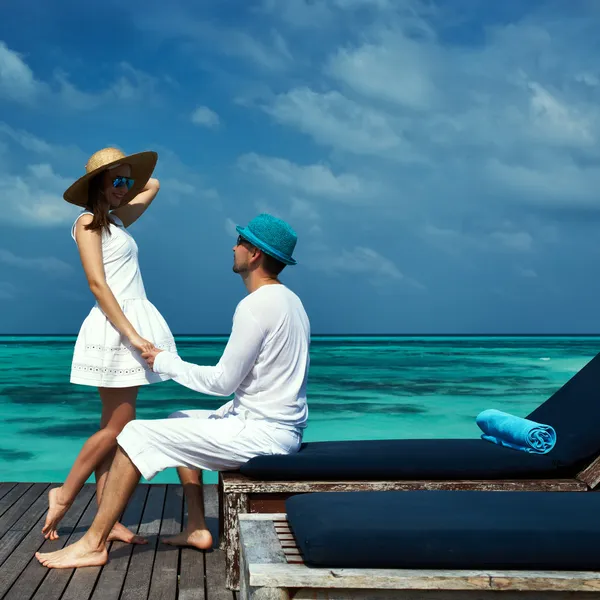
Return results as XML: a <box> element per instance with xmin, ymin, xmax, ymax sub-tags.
<box><xmin>70</xmin><ymin>211</ymin><xmax>177</xmax><ymax>388</ymax></box>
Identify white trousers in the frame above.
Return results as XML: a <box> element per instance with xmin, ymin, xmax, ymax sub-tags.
<box><xmin>116</xmin><ymin>406</ymin><xmax>303</xmax><ymax>481</ymax></box>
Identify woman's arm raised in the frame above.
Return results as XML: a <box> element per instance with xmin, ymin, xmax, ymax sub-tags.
<box><xmin>112</xmin><ymin>177</ymin><xmax>160</xmax><ymax>228</ymax></box>
<box><xmin>75</xmin><ymin>215</ymin><xmax>155</xmax><ymax>354</ymax></box>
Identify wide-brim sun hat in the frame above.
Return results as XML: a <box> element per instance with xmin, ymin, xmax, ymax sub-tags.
<box><xmin>236</xmin><ymin>213</ymin><xmax>298</xmax><ymax>266</ymax></box>
<box><xmin>63</xmin><ymin>147</ymin><xmax>158</xmax><ymax>208</ymax></box>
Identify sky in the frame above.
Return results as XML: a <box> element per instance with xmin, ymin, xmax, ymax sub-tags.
<box><xmin>1</xmin><ymin>0</ymin><xmax>600</xmax><ymax>334</ymax></box>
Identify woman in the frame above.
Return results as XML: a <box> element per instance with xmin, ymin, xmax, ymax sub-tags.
<box><xmin>43</xmin><ymin>147</ymin><xmax>177</xmax><ymax>543</ymax></box>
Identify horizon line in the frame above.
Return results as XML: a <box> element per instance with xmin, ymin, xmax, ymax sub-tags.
<box><xmin>2</xmin><ymin>333</ymin><xmax>600</xmax><ymax>337</ymax></box>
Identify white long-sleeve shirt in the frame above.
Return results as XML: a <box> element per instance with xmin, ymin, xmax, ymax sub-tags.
<box><xmin>153</xmin><ymin>284</ymin><xmax>310</xmax><ymax>428</ymax></box>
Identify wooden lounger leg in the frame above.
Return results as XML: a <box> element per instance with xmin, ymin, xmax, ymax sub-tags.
<box><xmin>239</xmin><ymin>517</ymin><xmax>290</xmax><ymax>600</ymax></box>
<box><xmin>224</xmin><ymin>490</ymin><xmax>249</xmax><ymax>590</ymax></box>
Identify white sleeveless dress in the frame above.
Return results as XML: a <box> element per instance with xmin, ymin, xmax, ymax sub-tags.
<box><xmin>70</xmin><ymin>212</ymin><xmax>178</xmax><ymax>388</ymax></box>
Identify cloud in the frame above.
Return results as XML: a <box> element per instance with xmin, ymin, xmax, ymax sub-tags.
<box><xmin>486</xmin><ymin>159</ymin><xmax>600</xmax><ymax>210</ymax></box>
<box><xmin>150</xmin><ymin>146</ymin><xmax>220</xmax><ymax>206</ymax></box>
<box><xmin>0</xmin><ymin>282</ymin><xmax>17</xmax><ymax>300</ymax></box>
<box><xmin>0</xmin><ymin>41</ymin><xmax>42</xmax><ymax>103</ymax></box>
<box><xmin>290</xmin><ymin>197</ymin><xmax>322</xmax><ymax>236</ymax></box>
<box><xmin>307</xmin><ymin>242</ymin><xmax>424</xmax><ymax>288</ymax></box>
<box><xmin>265</xmin><ymin>87</ymin><xmax>415</xmax><ymax>161</ymax></box>
<box><xmin>489</xmin><ymin>231</ymin><xmax>533</xmax><ymax>253</ymax></box>
<box><xmin>326</xmin><ymin>32</ymin><xmax>436</xmax><ymax>110</ymax></box>
<box><xmin>257</xmin><ymin>6</ymin><xmax>600</xmax><ymax>218</ymax></box>
<box><xmin>517</xmin><ymin>267</ymin><xmax>538</xmax><ymax>279</ymax></box>
<box><xmin>0</xmin><ymin>123</ymin><xmax>88</xmax><ymax>168</ymax></box>
<box><xmin>290</xmin><ymin>197</ymin><xmax>321</xmax><ymax>222</ymax></box>
<box><xmin>225</xmin><ymin>218</ymin><xmax>238</xmax><ymax>237</ymax></box>
<box><xmin>0</xmin><ymin>41</ymin><xmax>161</xmax><ymax>110</ymax></box>
<box><xmin>259</xmin><ymin>0</ymin><xmax>398</xmax><ymax>29</ymax></box>
<box><xmin>0</xmin><ymin>249</ymin><xmax>72</xmax><ymax>276</ymax></box>
<box><xmin>238</xmin><ymin>153</ymin><xmax>369</xmax><ymax>200</ymax></box>
<box><xmin>0</xmin><ymin>163</ymin><xmax>79</xmax><ymax>227</ymax></box>
<box><xmin>192</xmin><ymin>106</ymin><xmax>220</xmax><ymax>128</ymax></box>
<box><xmin>136</xmin><ymin>11</ymin><xmax>293</xmax><ymax>72</ymax></box>
<box><xmin>54</xmin><ymin>62</ymin><xmax>163</xmax><ymax>110</ymax></box>
<box><xmin>423</xmin><ymin>224</ymin><xmax>535</xmax><ymax>254</ymax></box>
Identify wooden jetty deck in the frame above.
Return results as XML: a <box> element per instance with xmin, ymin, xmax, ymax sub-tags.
<box><xmin>0</xmin><ymin>481</ymin><xmax>236</xmax><ymax>600</ymax></box>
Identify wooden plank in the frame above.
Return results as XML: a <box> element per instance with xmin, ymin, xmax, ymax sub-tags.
<box><xmin>47</xmin><ymin>486</ymin><xmax>103</xmax><ymax>600</ymax></box>
<box><xmin>0</xmin><ymin>486</ymin><xmax>94</xmax><ymax>598</ymax></box>
<box><xmin>0</xmin><ymin>483</ymin><xmax>58</xmax><ymax>570</ymax></box>
<box><xmin>179</xmin><ymin>484</ymin><xmax>206</xmax><ymax>600</ymax></box>
<box><xmin>223</xmin><ymin>491</ymin><xmax>248</xmax><ymax>591</ymax></box>
<box><xmin>576</xmin><ymin>453</ymin><xmax>600</xmax><ymax>489</ymax></box>
<box><xmin>239</xmin><ymin>516</ymin><xmax>288</xmax><ymax>600</ymax></box>
<box><xmin>205</xmin><ymin>483</ymin><xmax>234</xmax><ymax>600</ymax></box>
<box><xmin>180</xmin><ymin>546</ymin><xmax>206</xmax><ymax>600</ymax></box>
<box><xmin>147</xmin><ymin>484</ymin><xmax>184</xmax><ymax>600</ymax></box>
<box><xmin>240</xmin><ymin>515</ymin><xmax>600</xmax><ymax>598</ymax></box>
<box><xmin>239</xmin><ymin>520</ymin><xmax>286</xmax><ymax>566</ymax></box>
<box><xmin>248</xmin><ymin>563</ymin><xmax>600</xmax><ymax>592</ymax></box>
<box><xmin>0</xmin><ymin>483</ymin><xmax>17</xmax><ymax>503</ymax></box>
<box><xmin>89</xmin><ymin>484</ymin><xmax>151</xmax><ymax>600</ymax></box>
<box><xmin>119</xmin><ymin>484</ymin><xmax>167</xmax><ymax>600</ymax></box>
<box><xmin>0</xmin><ymin>489</ymin><xmax>61</xmax><ymax>598</ymax></box>
<box><xmin>237</xmin><ymin>514</ymin><xmax>287</xmax><ymax>522</ymax></box>
<box><xmin>3</xmin><ymin>485</ymin><xmax>96</xmax><ymax>600</ymax></box>
<box><xmin>206</xmin><ymin>550</ymin><xmax>234</xmax><ymax>600</ymax></box>
<box><xmin>221</xmin><ymin>474</ymin><xmax>587</xmax><ymax>494</ymax></box>
<box><xmin>357</xmin><ymin>586</ymin><xmax>600</xmax><ymax>598</ymax></box>
<box><xmin>0</xmin><ymin>483</ymin><xmax>49</xmax><ymax>540</ymax></box>
<box><xmin>0</xmin><ymin>483</ymin><xmax>33</xmax><ymax>520</ymax></box>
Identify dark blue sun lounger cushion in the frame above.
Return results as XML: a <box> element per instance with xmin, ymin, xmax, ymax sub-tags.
<box><xmin>240</xmin><ymin>438</ymin><xmax>569</xmax><ymax>480</ymax></box>
<box><xmin>285</xmin><ymin>490</ymin><xmax>600</xmax><ymax>570</ymax></box>
<box><xmin>241</xmin><ymin>352</ymin><xmax>600</xmax><ymax>481</ymax></box>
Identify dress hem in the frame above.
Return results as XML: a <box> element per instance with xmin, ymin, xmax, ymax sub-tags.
<box><xmin>70</xmin><ymin>374</ymin><xmax>172</xmax><ymax>388</ymax></box>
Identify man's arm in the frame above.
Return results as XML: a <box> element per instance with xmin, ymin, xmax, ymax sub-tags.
<box><xmin>150</xmin><ymin>305</ymin><xmax>264</xmax><ymax>396</ymax></box>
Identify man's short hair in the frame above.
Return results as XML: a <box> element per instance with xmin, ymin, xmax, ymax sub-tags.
<box><xmin>262</xmin><ymin>252</ymin><xmax>286</xmax><ymax>276</ymax></box>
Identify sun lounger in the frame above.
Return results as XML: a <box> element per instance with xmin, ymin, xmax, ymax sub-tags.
<box><xmin>222</xmin><ymin>351</ymin><xmax>600</xmax><ymax>589</ymax></box>
<box><xmin>238</xmin><ymin>490</ymin><xmax>600</xmax><ymax>599</ymax></box>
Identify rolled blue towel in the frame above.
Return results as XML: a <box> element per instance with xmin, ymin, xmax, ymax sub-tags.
<box><xmin>476</xmin><ymin>409</ymin><xmax>556</xmax><ymax>454</ymax></box>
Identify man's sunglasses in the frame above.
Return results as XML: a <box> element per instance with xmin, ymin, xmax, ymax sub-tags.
<box><xmin>112</xmin><ymin>176</ymin><xmax>135</xmax><ymax>190</ymax></box>
<box><xmin>237</xmin><ymin>235</ymin><xmax>253</xmax><ymax>247</ymax></box>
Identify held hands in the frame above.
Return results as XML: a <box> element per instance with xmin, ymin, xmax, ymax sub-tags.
<box><xmin>128</xmin><ymin>334</ymin><xmax>157</xmax><ymax>354</ymax></box>
<box><xmin>128</xmin><ymin>332</ymin><xmax>164</xmax><ymax>370</ymax></box>
<box><xmin>142</xmin><ymin>347</ymin><xmax>163</xmax><ymax>370</ymax></box>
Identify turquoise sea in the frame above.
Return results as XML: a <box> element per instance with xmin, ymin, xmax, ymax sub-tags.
<box><xmin>0</xmin><ymin>335</ymin><xmax>598</xmax><ymax>484</ymax></box>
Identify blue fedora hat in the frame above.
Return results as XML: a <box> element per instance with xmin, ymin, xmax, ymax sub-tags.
<box><xmin>236</xmin><ymin>213</ymin><xmax>298</xmax><ymax>266</ymax></box>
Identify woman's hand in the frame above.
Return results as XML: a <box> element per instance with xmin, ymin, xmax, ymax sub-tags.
<box><xmin>112</xmin><ymin>177</ymin><xmax>160</xmax><ymax>228</ymax></box>
<box><xmin>129</xmin><ymin>334</ymin><xmax>156</xmax><ymax>354</ymax></box>
<box><xmin>142</xmin><ymin>348</ymin><xmax>164</xmax><ymax>370</ymax></box>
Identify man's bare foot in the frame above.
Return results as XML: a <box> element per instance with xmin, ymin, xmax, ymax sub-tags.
<box><xmin>107</xmin><ymin>522</ymin><xmax>147</xmax><ymax>545</ymax></box>
<box><xmin>36</xmin><ymin>537</ymin><xmax>108</xmax><ymax>569</ymax></box>
<box><xmin>42</xmin><ymin>487</ymin><xmax>71</xmax><ymax>540</ymax></box>
<box><xmin>162</xmin><ymin>528</ymin><xmax>213</xmax><ymax>550</ymax></box>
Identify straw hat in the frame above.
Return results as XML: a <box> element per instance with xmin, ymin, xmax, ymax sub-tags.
<box><xmin>63</xmin><ymin>147</ymin><xmax>158</xmax><ymax>208</ymax></box>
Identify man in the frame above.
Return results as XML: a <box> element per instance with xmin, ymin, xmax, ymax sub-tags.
<box><xmin>36</xmin><ymin>213</ymin><xmax>310</xmax><ymax>569</ymax></box>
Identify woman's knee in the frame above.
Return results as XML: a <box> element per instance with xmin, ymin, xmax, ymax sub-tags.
<box><xmin>97</xmin><ymin>425</ymin><xmax>124</xmax><ymax>447</ymax></box>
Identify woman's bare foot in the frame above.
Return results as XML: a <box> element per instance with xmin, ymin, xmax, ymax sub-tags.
<box><xmin>36</xmin><ymin>537</ymin><xmax>108</xmax><ymax>569</ymax></box>
<box><xmin>107</xmin><ymin>522</ymin><xmax>147</xmax><ymax>545</ymax></box>
<box><xmin>162</xmin><ymin>528</ymin><xmax>213</xmax><ymax>550</ymax></box>
<box><xmin>42</xmin><ymin>487</ymin><xmax>71</xmax><ymax>540</ymax></box>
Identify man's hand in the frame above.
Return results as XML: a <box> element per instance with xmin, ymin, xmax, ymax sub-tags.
<box><xmin>142</xmin><ymin>348</ymin><xmax>164</xmax><ymax>371</ymax></box>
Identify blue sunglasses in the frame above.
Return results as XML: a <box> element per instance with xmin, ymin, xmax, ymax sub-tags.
<box><xmin>112</xmin><ymin>176</ymin><xmax>135</xmax><ymax>190</ymax></box>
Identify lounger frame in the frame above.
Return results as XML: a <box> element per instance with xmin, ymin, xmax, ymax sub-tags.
<box><xmin>220</xmin><ymin>454</ymin><xmax>600</xmax><ymax>590</ymax></box>
<box><xmin>238</xmin><ymin>512</ymin><xmax>600</xmax><ymax>600</ymax></box>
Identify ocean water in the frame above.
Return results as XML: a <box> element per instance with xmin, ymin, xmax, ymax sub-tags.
<box><xmin>0</xmin><ymin>335</ymin><xmax>598</xmax><ymax>485</ymax></box>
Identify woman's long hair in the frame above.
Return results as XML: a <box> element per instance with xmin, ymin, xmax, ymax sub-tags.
<box><xmin>84</xmin><ymin>171</ymin><xmax>115</xmax><ymax>235</ymax></box>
